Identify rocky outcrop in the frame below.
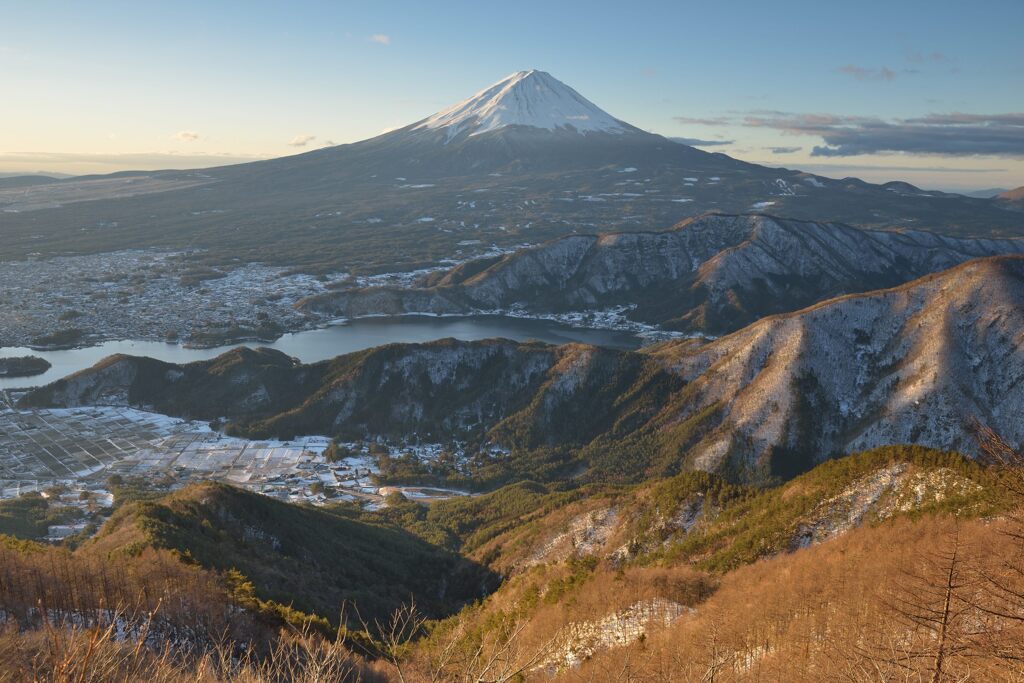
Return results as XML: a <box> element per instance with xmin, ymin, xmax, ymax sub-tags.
<box><xmin>528</xmin><ymin>506</ymin><xmax>620</xmax><ymax>565</ymax></box>
<box><xmin>299</xmin><ymin>214</ymin><xmax>1024</xmax><ymax>335</ymax></box>
<box><xmin>540</xmin><ymin>598</ymin><xmax>689</xmax><ymax>671</ymax></box>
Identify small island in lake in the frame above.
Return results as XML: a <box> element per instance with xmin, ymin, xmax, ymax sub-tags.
<box><xmin>0</xmin><ymin>356</ymin><xmax>52</xmax><ymax>378</ymax></box>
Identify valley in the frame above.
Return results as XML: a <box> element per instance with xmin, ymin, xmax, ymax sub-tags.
<box><xmin>14</xmin><ymin>255</ymin><xmax>1024</xmax><ymax>490</ymax></box>
<box><xmin>2</xmin><ymin>43</ymin><xmax>1023</xmax><ymax>682</ymax></box>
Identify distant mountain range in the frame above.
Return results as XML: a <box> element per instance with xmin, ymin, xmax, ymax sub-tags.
<box><xmin>959</xmin><ymin>187</ymin><xmax>1011</xmax><ymax>198</ymax></box>
<box><xmin>998</xmin><ymin>186</ymin><xmax>1024</xmax><ymax>202</ymax></box>
<box><xmin>26</xmin><ymin>255</ymin><xmax>1024</xmax><ymax>485</ymax></box>
<box><xmin>1</xmin><ymin>70</ymin><xmax>1020</xmax><ymax>273</ymax></box>
<box><xmin>302</xmin><ymin>213</ymin><xmax>1024</xmax><ymax>335</ymax></box>
<box><xmin>0</xmin><ymin>174</ymin><xmax>64</xmax><ymax>189</ymax></box>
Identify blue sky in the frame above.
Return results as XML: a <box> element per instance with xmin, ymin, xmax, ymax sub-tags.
<box><xmin>1</xmin><ymin>0</ymin><xmax>1022</xmax><ymax>190</ymax></box>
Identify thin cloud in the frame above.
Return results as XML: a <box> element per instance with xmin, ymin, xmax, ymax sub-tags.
<box><xmin>369</xmin><ymin>34</ymin><xmax>391</xmax><ymax>45</ymax></box>
<box><xmin>174</xmin><ymin>130</ymin><xmax>200</xmax><ymax>142</ymax></box>
<box><xmin>906</xmin><ymin>112</ymin><xmax>1024</xmax><ymax>126</ymax></box>
<box><xmin>0</xmin><ymin>151</ymin><xmax>263</xmax><ymax>163</ymax></box>
<box><xmin>766</xmin><ymin>146</ymin><xmax>802</xmax><ymax>154</ymax></box>
<box><xmin>669</xmin><ymin>137</ymin><xmax>734</xmax><ymax>147</ymax></box>
<box><xmin>795</xmin><ymin>162</ymin><xmax>1007</xmax><ymax>174</ymax></box>
<box><xmin>837</xmin><ymin>64</ymin><xmax>897</xmax><ymax>81</ymax></box>
<box><xmin>288</xmin><ymin>134</ymin><xmax>316</xmax><ymax>147</ymax></box>
<box><xmin>906</xmin><ymin>51</ymin><xmax>947</xmax><ymax>64</ymax></box>
<box><xmin>672</xmin><ymin>115</ymin><xmax>730</xmax><ymax>126</ymax></box>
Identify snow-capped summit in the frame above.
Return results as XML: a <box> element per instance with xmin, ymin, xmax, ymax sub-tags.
<box><xmin>412</xmin><ymin>70</ymin><xmax>636</xmax><ymax>140</ymax></box>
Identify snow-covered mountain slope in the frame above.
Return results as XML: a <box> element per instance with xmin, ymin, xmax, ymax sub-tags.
<box><xmin>25</xmin><ymin>258</ymin><xmax>1024</xmax><ymax>484</ymax></box>
<box><xmin>651</xmin><ymin>255</ymin><xmax>1024</xmax><ymax>479</ymax></box>
<box><xmin>411</xmin><ymin>70</ymin><xmax>636</xmax><ymax>139</ymax></box>
<box><xmin>299</xmin><ymin>213</ymin><xmax>1024</xmax><ymax>335</ymax></box>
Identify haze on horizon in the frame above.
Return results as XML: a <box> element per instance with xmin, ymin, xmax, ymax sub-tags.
<box><xmin>2</xmin><ymin>0</ymin><xmax>1022</xmax><ymax>192</ymax></box>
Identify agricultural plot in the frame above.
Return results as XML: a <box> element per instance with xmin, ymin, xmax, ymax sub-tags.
<box><xmin>0</xmin><ymin>407</ymin><xmax>184</xmax><ymax>491</ymax></box>
<box><xmin>0</xmin><ymin>407</ymin><xmax>326</xmax><ymax>496</ymax></box>
<box><xmin>0</xmin><ymin>406</ymin><xmax>465</xmax><ymax>506</ymax></box>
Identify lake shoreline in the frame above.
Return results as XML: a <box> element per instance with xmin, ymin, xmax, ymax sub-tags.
<box><xmin>0</xmin><ymin>314</ymin><xmax>650</xmax><ymax>390</ymax></box>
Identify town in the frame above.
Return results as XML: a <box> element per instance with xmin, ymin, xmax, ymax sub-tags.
<box><xmin>0</xmin><ymin>249</ymin><xmax>332</xmax><ymax>349</ymax></box>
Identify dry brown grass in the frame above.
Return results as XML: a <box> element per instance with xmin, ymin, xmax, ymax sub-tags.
<box><xmin>560</xmin><ymin>515</ymin><xmax>1024</xmax><ymax>682</ymax></box>
<box><xmin>0</xmin><ymin>617</ymin><xmax>389</xmax><ymax>683</ymax></box>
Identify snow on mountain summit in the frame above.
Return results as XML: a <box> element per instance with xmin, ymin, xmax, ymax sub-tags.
<box><xmin>412</xmin><ymin>70</ymin><xmax>635</xmax><ymax>140</ymax></box>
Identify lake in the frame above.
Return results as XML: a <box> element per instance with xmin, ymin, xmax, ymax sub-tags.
<box><xmin>0</xmin><ymin>315</ymin><xmax>643</xmax><ymax>390</ymax></box>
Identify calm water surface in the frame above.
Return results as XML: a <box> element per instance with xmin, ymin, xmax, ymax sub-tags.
<box><xmin>0</xmin><ymin>315</ymin><xmax>642</xmax><ymax>390</ymax></box>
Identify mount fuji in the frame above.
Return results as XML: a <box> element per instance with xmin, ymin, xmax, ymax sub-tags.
<box><xmin>2</xmin><ymin>70</ymin><xmax>1020</xmax><ymax>273</ymax></box>
<box><xmin>278</xmin><ymin>69</ymin><xmax>732</xmax><ymax>175</ymax></box>
<box><xmin>411</xmin><ymin>69</ymin><xmax>637</xmax><ymax>139</ymax></box>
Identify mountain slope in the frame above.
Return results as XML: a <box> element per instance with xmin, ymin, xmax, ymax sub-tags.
<box><xmin>3</xmin><ymin>451</ymin><xmax>1018</xmax><ymax>681</ymax></box>
<box><xmin>395</xmin><ymin>448</ymin><xmax>1015</xmax><ymax>680</ymax></box>
<box><xmin>22</xmin><ymin>257</ymin><xmax>1024</xmax><ymax>484</ymax></box>
<box><xmin>90</xmin><ymin>481</ymin><xmax>495</xmax><ymax>624</ymax></box>
<box><xmin>20</xmin><ymin>340</ymin><xmax>681</xmax><ymax>464</ymax></box>
<box><xmin>650</xmin><ymin>255</ymin><xmax>1024</xmax><ymax>479</ymax></box>
<box><xmin>1</xmin><ymin>71</ymin><xmax>1020</xmax><ymax>274</ymax></box>
<box><xmin>566</xmin><ymin>513</ymin><xmax>1022</xmax><ymax>682</ymax></box>
<box><xmin>455</xmin><ymin>511</ymin><xmax>1022</xmax><ymax>681</ymax></box>
<box><xmin>469</xmin><ymin>446</ymin><xmax>996</xmax><ymax>574</ymax></box>
<box><xmin>300</xmin><ymin>213</ymin><xmax>1024</xmax><ymax>335</ymax></box>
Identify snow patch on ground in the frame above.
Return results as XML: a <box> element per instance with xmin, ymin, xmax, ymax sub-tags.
<box><xmin>790</xmin><ymin>464</ymin><xmax>983</xmax><ymax>548</ymax></box>
<box><xmin>529</xmin><ymin>506</ymin><xmax>619</xmax><ymax>565</ymax></box>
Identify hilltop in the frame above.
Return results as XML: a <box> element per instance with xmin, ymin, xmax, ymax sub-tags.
<box><xmin>88</xmin><ymin>481</ymin><xmax>495</xmax><ymax>625</ymax></box>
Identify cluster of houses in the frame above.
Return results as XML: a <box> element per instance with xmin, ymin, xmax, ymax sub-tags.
<box><xmin>0</xmin><ymin>249</ymin><xmax>327</xmax><ymax>348</ymax></box>
<box><xmin>40</xmin><ymin>485</ymin><xmax>115</xmax><ymax>541</ymax></box>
